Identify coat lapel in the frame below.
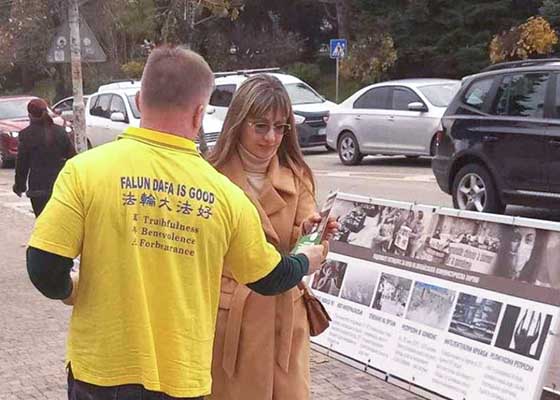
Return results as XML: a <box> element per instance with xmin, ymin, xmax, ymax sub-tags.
<box><xmin>258</xmin><ymin>157</ymin><xmax>296</xmax><ymax>216</ymax></box>
<box><xmin>220</xmin><ymin>153</ymin><xmax>295</xmax><ymax>248</ymax></box>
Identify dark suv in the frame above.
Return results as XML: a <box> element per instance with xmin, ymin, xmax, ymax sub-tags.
<box><xmin>432</xmin><ymin>58</ymin><xmax>560</xmax><ymax>214</ymax></box>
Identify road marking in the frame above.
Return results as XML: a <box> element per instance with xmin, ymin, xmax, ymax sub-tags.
<box><xmin>306</xmin><ymin>153</ymin><xmax>338</xmax><ymax>159</ymax></box>
<box><xmin>312</xmin><ymin>170</ymin><xmax>436</xmax><ymax>183</ymax></box>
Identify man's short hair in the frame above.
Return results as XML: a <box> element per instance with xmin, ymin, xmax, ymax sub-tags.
<box><xmin>141</xmin><ymin>46</ymin><xmax>214</xmax><ymax>110</ymax></box>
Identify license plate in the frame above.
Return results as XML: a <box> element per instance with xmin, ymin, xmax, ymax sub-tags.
<box><xmin>318</xmin><ymin>128</ymin><xmax>326</xmax><ymax>135</ymax></box>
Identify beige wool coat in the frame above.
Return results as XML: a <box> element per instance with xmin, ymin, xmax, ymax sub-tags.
<box><xmin>209</xmin><ymin>152</ymin><xmax>316</xmax><ymax>400</ymax></box>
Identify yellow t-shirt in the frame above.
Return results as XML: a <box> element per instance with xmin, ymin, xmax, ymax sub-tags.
<box><xmin>29</xmin><ymin>127</ymin><xmax>280</xmax><ymax>398</ymax></box>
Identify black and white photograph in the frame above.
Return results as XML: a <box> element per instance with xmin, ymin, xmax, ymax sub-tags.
<box><xmin>495</xmin><ymin>305</ymin><xmax>552</xmax><ymax>360</ymax></box>
<box><xmin>415</xmin><ymin>215</ymin><xmax>501</xmax><ymax>274</ymax></box>
<box><xmin>311</xmin><ymin>259</ymin><xmax>347</xmax><ymax>297</ymax></box>
<box><xmin>405</xmin><ymin>282</ymin><xmax>457</xmax><ymax>330</ymax></box>
<box><xmin>372</xmin><ymin>273</ymin><xmax>413</xmax><ymax>317</ymax></box>
<box><xmin>530</xmin><ymin>230</ymin><xmax>560</xmax><ymax>289</ymax></box>
<box><xmin>339</xmin><ymin>261</ymin><xmax>380</xmax><ymax>306</ymax></box>
<box><xmin>332</xmin><ymin>200</ymin><xmax>433</xmax><ymax>255</ymax></box>
<box><xmin>330</xmin><ymin>199</ymin><xmax>372</xmax><ymax>247</ymax></box>
<box><xmin>448</xmin><ymin>293</ymin><xmax>503</xmax><ymax>345</ymax></box>
<box><xmin>491</xmin><ymin>227</ymin><xmax>560</xmax><ymax>289</ymax></box>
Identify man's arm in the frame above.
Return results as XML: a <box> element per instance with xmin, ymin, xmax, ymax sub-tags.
<box><xmin>27</xmin><ymin>248</ymin><xmax>318</xmax><ymax>300</ymax></box>
<box><xmin>247</xmin><ymin>253</ymin><xmax>309</xmax><ymax>296</ymax></box>
<box><xmin>27</xmin><ymin>160</ymin><xmax>84</xmax><ymax>303</ymax></box>
<box><xmin>27</xmin><ymin>247</ymin><xmax>73</xmax><ymax>299</ymax></box>
<box><xmin>225</xmin><ymin>189</ymin><xmax>326</xmax><ymax>290</ymax></box>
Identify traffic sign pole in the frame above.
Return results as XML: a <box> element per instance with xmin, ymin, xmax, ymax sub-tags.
<box><xmin>336</xmin><ymin>57</ymin><xmax>340</xmax><ymax>103</ymax></box>
<box><xmin>330</xmin><ymin>38</ymin><xmax>347</xmax><ymax>104</ymax></box>
<box><xmin>68</xmin><ymin>0</ymin><xmax>87</xmax><ymax>153</ymax></box>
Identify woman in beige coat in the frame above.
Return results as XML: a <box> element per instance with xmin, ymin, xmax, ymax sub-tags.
<box><xmin>207</xmin><ymin>75</ymin><xmax>333</xmax><ymax>399</ymax></box>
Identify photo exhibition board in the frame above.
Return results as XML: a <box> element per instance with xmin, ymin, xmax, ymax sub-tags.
<box><xmin>307</xmin><ymin>192</ymin><xmax>560</xmax><ymax>400</ymax></box>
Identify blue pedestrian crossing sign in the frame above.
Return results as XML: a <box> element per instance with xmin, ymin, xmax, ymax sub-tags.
<box><xmin>330</xmin><ymin>39</ymin><xmax>347</xmax><ymax>59</ymax></box>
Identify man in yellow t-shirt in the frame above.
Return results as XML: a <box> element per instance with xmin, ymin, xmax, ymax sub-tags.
<box><xmin>26</xmin><ymin>47</ymin><xmax>326</xmax><ymax>400</ymax></box>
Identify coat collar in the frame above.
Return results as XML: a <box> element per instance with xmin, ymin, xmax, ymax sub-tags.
<box><xmin>221</xmin><ymin>151</ymin><xmax>297</xmax><ymax>247</ymax></box>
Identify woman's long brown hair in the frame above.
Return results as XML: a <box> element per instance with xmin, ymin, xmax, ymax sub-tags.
<box><xmin>207</xmin><ymin>74</ymin><xmax>315</xmax><ymax>194</ymax></box>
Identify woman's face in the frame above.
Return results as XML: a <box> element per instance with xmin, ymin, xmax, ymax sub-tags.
<box><xmin>240</xmin><ymin>109</ymin><xmax>286</xmax><ymax>159</ymax></box>
<box><xmin>512</xmin><ymin>227</ymin><xmax>536</xmax><ymax>272</ymax></box>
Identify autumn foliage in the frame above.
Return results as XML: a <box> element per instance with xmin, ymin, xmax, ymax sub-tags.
<box><xmin>340</xmin><ymin>34</ymin><xmax>397</xmax><ymax>84</ymax></box>
<box><xmin>489</xmin><ymin>16</ymin><xmax>558</xmax><ymax>63</ymax></box>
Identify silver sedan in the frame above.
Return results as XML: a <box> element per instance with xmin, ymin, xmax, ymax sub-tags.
<box><xmin>326</xmin><ymin>78</ymin><xmax>460</xmax><ymax>165</ymax></box>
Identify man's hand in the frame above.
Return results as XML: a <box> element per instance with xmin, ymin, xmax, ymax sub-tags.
<box><xmin>297</xmin><ymin>241</ymin><xmax>329</xmax><ymax>275</ymax></box>
<box><xmin>302</xmin><ymin>213</ymin><xmax>340</xmax><ymax>241</ymax></box>
<box><xmin>62</xmin><ymin>269</ymin><xmax>79</xmax><ymax>306</ymax></box>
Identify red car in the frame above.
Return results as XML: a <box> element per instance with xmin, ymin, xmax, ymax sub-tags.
<box><xmin>0</xmin><ymin>96</ymin><xmax>68</xmax><ymax>168</ymax></box>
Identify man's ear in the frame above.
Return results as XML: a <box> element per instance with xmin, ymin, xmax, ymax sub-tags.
<box><xmin>135</xmin><ymin>92</ymin><xmax>142</xmax><ymax>113</ymax></box>
<box><xmin>193</xmin><ymin>104</ymin><xmax>205</xmax><ymax>133</ymax></box>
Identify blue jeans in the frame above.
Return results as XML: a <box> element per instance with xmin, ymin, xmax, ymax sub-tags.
<box><xmin>68</xmin><ymin>368</ymin><xmax>203</xmax><ymax>400</ymax></box>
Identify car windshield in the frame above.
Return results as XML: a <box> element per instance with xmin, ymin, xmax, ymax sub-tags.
<box><xmin>284</xmin><ymin>83</ymin><xmax>324</xmax><ymax>105</ymax></box>
<box><xmin>0</xmin><ymin>99</ymin><xmax>31</xmax><ymax>119</ymax></box>
<box><xmin>418</xmin><ymin>83</ymin><xmax>460</xmax><ymax>107</ymax></box>
<box><xmin>127</xmin><ymin>95</ymin><xmax>140</xmax><ymax>119</ymax></box>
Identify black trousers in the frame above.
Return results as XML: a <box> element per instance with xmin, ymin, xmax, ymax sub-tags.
<box><xmin>30</xmin><ymin>196</ymin><xmax>49</xmax><ymax>217</ymax></box>
<box><xmin>68</xmin><ymin>369</ymin><xmax>204</xmax><ymax>400</ymax></box>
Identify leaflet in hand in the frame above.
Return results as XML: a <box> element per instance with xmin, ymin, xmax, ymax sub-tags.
<box><xmin>292</xmin><ymin>191</ymin><xmax>338</xmax><ymax>254</ymax></box>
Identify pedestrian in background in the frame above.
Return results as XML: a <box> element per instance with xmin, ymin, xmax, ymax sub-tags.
<box><xmin>207</xmin><ymin>74</ymin><xmax>338</xmax><ymax>400</ymax></box>
<box><xmin>13</xmin><ymin>98</ymin><xmax>75</xmax><ymax>217</ymax></box>
<box><xmin>26</xmin><ymin>46</ymin><xmax>326</xmax><ymax>400</ymax></box>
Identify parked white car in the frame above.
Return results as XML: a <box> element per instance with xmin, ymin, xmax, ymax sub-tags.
<box><xmin>85</xmin><ymin>81</ymin><xmax>223</xmax><ymax>149</ymax></box>
<box><xmin>52</xmin><ymin>95</ymin><xmax>90</xmax><ymax>121</ymax></box>
<box><xmin>211</xmin><ymin>69</ymin><xmax>337</xmax><ymax>148</ymax></box>
<box><xmin>326</xmin><ymin>78</ymin><xmax>460</xmax><ymax>165</ymax></box>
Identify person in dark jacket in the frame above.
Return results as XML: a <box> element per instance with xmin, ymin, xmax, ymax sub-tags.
<box><xmin>12</xmin><ymin>98</ymin><xmax>76</xmax><ymax>217</ymax></box>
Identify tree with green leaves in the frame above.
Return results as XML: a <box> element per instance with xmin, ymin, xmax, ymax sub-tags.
<box><xmin>0</xmin><ymin>0</ymin><xmax>52</xmax><ymax>91</ymax></box>
<box><xmin>357</xmin><ymin>0</ymin><xmax>543</xmax><ymax>78</ymax></box>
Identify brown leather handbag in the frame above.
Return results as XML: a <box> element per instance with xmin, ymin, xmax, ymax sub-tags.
<box><xmin>298</xmin><ymin>282</ymin><xmax>331</xmax><ymax>336</ymax></box>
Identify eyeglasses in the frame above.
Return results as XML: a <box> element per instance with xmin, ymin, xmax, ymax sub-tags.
<box><xmin>248</xmin><ymin>121</ymin><xmax>291</xmax><ymax>136</ymax></box>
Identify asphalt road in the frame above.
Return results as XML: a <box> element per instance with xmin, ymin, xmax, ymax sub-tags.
<box><xmin>304</xmin><ymin>149</ymin><xmax>449</xmax><ymax>207</ymax></box>
<box><xmin>304</xmin><ymin>148</ymin><xmax>560</xmax><ymax>222</ymax></box>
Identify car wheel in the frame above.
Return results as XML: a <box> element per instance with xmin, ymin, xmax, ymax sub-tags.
<box><xmin>337</xmin><ymin>132</ymin><xmax>363</xmax><ymax>165</ymax></box>
<box><xmin>452</xmin><ymin>164</ymin><xmax>505</xmax><ymax>214</ymax></box>
<box><xmin>430</xmin><ymin>138</ymin><xmax>437</xmax><ymax>157</ymax></box>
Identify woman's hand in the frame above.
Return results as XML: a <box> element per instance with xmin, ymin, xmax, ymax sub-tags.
<box><xmin>302</xmin><ymin>213</ymin><xmax>340</xmax><ymax>241</ymax></box>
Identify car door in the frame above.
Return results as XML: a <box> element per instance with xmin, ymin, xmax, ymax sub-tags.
<box><xmin>544</xmin><ymin>72</ymin><xmax>560</xmax><ymax>193</ymax></box>
<box><xmin>387</xmin><ymin>86</ymin><xmax>433</xmax><ymax>154</ymax></box>
<box><xmin>209</xmin><ymin>84</ymin><xmax>236</xmax><ymax>121</ymax></box>
<box><xmin>351</xmin><ymin>86</ymin><xmax>392</xmax><ymax>152</ymax></box>
<box><xmin>105</xmin><ymin>94</ymin><xmax>130</xmax><ymax>143</ymax></box>
<box><xmin>87</xmin><ymin>94</ymin><xmax>112</xmax><ymax>147</ymax></box>
<box><xmin>481</xmin><ymin>72</ymin><xmax>550</xmax><ymax>192</ymax></box>
<box><xmin>53</xmin><ymin>98</ymin><xmax>73</xmax><ymax>115</ymax></box>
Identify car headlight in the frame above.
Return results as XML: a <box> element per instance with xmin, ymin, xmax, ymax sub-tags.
<box><xmin>65</xmin><ymin>126</ymin><xmax>72</xmax><ymax>133</ymax></box>
<box><xmin>294</xmin><ymin>114</ymin><xmax>306</xmax><ymax>125</ymax></box>
<box><xmin>9</xmin><ymin>131</ymin><xmax>18</xmax><ymax>138</ymax></box>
